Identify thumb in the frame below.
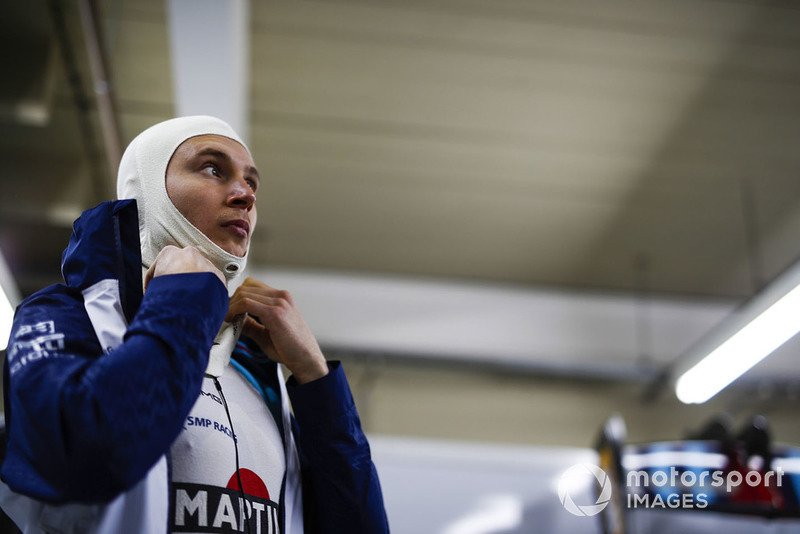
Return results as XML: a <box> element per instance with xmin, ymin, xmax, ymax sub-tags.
<box><xmin>243</xmin><ymin>316</ymin><xmax>279</xmax><ymax>361</ymax></box>
<box><xmin>242</xmin><ymin>315</ymin><xmax>266</xmax><ymax>339</ymax></box>
<box><xmin>144</xmin><ymin>263</ymin><xmax>157</xmax><ymax>291</ymax></box>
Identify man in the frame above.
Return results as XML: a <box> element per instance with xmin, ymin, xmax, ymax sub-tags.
<box><xmin>0</xmin><ymin>116</ymin><xmax>389</xmax><ymax>533</ymax></box>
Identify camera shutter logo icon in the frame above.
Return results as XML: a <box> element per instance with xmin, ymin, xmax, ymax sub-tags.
<box><xmin>557</xmin><ymin>463</ymin><xmax>612</xmax><ymax>517</ymax></box>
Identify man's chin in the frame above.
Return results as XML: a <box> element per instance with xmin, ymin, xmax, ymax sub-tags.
<box><xmin>215</xmin><ymin>239</ymin><xmax>248</xmax><ymax>258</ymax></box>
<box><xmin>228</xmin><ymin>245</ymin><xmax>248</xmax><ymax>258</ymax></box>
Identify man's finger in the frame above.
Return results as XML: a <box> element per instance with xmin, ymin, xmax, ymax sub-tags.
<box><xmin>232</xmin><ymin>285</ymin><xmax>294</xmax><ymax>305</ymax></box>
<box><xmin>241</xmin><ymin>277</ymin><xmax>272</xmax><ymax>290</ymax></box>
<box><xmin>226</xmin><ymin>296</ymin><xmax>286</xmax><ymax>323</ymax></box>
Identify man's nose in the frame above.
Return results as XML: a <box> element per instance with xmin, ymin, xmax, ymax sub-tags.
<box><xmin>227</xmin><ymin>178</ymin><xmax>256</xmax><ymax>209</ymax></box>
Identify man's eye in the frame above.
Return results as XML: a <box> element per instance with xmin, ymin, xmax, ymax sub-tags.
<box><xmin>201</xmin><ymin>165</ymin><xmax>219</xmax><ymax>177</ymax></box>
<box><xmin>246</xmin><ymin>179</ymin><xmax>257</xmax><ymax>192</ymax></box>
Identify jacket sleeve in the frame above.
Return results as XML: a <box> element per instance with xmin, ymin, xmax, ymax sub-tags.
<box><xmin>286</xmin><ymin>362</ymin><xmax>390</xmax><ymax>533</ymax></box>
<box><xmin>1</xmin><ymin>272</ymin><xmax>227</xmax><ymax>504</ymax></box>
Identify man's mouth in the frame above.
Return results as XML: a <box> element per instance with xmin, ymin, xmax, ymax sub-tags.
<box><xmin>222</xmin><ymin>219</ymin><xmax>250</xmax><ymax>239</ymax></box>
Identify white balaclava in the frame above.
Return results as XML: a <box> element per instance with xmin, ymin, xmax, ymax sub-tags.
<box><xmin>117</xmin><ymin>116</ymin><xmax>251</xmax><ymax>376</ymax></box>
<box><xmin>117</xmin><ymin>115</ymin><xmax>251</xmax><ymax>284</ymax></box>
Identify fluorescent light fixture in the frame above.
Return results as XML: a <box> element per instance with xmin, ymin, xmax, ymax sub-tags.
<box><xmin>0</xmin><ymin>250</ymin><xmax>21</xmax><ymax>352</ymax></box>
<box><xmin>675</xmin><ymin>260</ymin><xmax>800</xmax><ymax>404</ymax></box>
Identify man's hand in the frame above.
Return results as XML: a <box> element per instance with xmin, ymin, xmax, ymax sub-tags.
<box><xmin>144</xmin><ymin>245</ymin><xmax>226</xmax><ymax>289</ymax></box>
<box><xmin>227</xmin><ymin>277</ymin><xmax>328</xmax><ymax>384</ymax></box>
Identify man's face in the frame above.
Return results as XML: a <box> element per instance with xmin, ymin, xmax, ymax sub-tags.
<box><xmin>165</xmin><ymin>134</ymin><xmax>259</xmax><ymax>257</ymax></box>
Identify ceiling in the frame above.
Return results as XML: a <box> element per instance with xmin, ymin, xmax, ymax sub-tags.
<box><xmin>3</xmin><ymin>0</ymin><xmax>800</xmax><ymax>299</ymax></box>
<box><xmin>1</xmin><ymin>1</ymin><xmax>800</xmax><ymax>388</ymax></box>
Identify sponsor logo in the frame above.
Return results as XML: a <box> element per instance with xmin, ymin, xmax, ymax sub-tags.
<box><xmin>8</xmin><ymin>320</ymin><xmax>67</xmax><ymax>375</ymax></box>
<box><xmin>199</xmin><ymin>389</ymin><xmax>224</xmax><ymax>406</ymax></box>
<box><xmin>173</xmin><ymin>470</ymin><xmax>278</xmax><ymax>534</ymax></box>
<box><xmin>186</xmin><ymin>416</ymin><xmax>236</xmax><ymax>441</ymax></box>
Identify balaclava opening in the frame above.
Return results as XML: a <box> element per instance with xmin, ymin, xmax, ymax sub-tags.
<box><xmin>117</xmin><ymin>115</ymin><xmax>252</xmax><ymax>285</ymax></box>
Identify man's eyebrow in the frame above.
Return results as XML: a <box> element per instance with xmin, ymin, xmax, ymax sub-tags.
<box><xmin>195</xmin><ymin>147</ymin><xmax>229</xmax><ymax>161</ymax></box>
<box><xmin>195</xmin><ymin>147</ymin><xmax>260</xmax><ymax>181</ymax></box>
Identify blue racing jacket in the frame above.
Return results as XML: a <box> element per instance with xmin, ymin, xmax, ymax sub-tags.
<box><xmin>0</xmin><ymin>200</ymin><xmax>389</xmax><ymax>533</ymax></box>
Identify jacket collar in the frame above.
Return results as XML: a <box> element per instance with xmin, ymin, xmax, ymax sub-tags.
<box><xmin>61</xmin><ymin>199</ymin><xmax>143</xmax><ymax>324</ymax></box>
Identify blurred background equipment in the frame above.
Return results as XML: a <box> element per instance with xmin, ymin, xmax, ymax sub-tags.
<box><xmin>597</xmin><ymin>414</ymin><xmax>800</xmax><ymax>533</ymax></box>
